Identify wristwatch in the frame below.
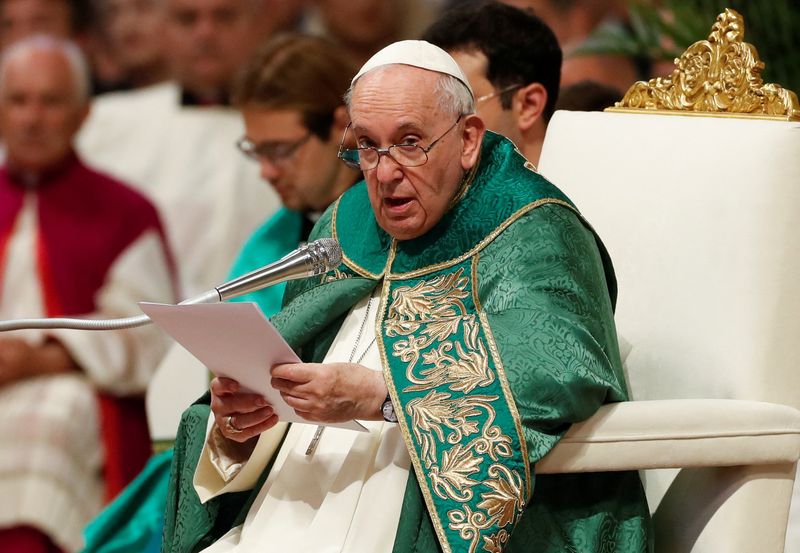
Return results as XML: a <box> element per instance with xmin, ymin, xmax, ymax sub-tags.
<box><xmin>381</xmin><ymin>394</ymin><xmax>398</xmax><ymax>423</ymax></box>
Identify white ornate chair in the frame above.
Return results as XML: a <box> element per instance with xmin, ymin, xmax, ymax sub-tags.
<box><xmin>536</xmin><ymin>10</ymin><xmax>800</xmax><ymax>552</ymax></box>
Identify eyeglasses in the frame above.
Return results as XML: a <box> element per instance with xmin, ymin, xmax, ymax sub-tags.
<box><xmin>474</xmin><ymin>84</ymin><xmax>523</xmax><ymax>107</ymax></box>
<box><xmin>337</xmin><ymin>116</ymin><xmax>462</xmax><ymax>171</ymax></box>
<box><xmin>236</xmin><ymin>133</ymin><xmax>312</xmax><ymax>165</ymax></box>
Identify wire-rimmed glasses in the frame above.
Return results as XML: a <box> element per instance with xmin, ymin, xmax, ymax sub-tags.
<box><xmin>337</xmin><ymin>116</ymin><xmax>462</xmax><ymax>171</ymax></box>
<box><xmin>236</xmin><ymin>133</ymin><xmax>312</xmax><ymax>165</ymax></box>
<box><xmin>474</xmin><ymin>84</ymin><xmax>523</xmax><ymax>107</ymax></box>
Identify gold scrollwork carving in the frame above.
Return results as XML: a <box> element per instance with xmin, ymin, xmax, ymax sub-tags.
<box><xmin>608</xmin><ymin>9</ymin><xmax>800</xmax><ymax>121</ymax></box>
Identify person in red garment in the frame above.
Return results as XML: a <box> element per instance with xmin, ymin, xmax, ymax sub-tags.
<box><xmin>0</xmin><ymin>35</ymin><xmax>175</xmax><ymax>553</ymax></box>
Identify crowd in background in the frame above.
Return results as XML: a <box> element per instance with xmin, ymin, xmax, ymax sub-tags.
<box><xmin>0</xmin><ymin>0</ymin><xmax>670</xmax><ymax>107</ymax></box>
<box><xmin>0</xmin><ymin>0</ymin><xmax>685</xmax><ymax>314</ymax></box>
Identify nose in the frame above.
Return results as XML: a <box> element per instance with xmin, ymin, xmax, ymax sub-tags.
<box><xmin>374</xmin><ymin>151</ymin><xmax>403</xmax><ymax>185</ymax></box>
<box><xmin>17</xmin><ymin>100</ymin><xmax>44</xmax><ymax>128</ymax></box>
<box><xmin>258</xmin><ymin>158</ymin><xmax>281</xmax><ymax>183</ymax></box>
<box><xmin>193</xmin><ymin>14</ymin><xmax>217</xmax><ymax>42</ymax></box>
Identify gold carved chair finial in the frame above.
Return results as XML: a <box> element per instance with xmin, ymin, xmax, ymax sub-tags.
<box><xmin>608</xmin><ymin>8</ymin><xmax>800</xmax><ymax>121</ymax></box>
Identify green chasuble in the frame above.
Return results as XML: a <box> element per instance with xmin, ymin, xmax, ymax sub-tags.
<box><xmin>162</xmin><ymin>131</ymin><xmax>652</xmax><ymax>553</ymax></box>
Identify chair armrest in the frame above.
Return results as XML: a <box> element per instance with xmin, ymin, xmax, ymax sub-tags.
<box><xmin>536</xmin><ymin>399</ymin><xmax>800</xmax><ymax>474</ymax></box>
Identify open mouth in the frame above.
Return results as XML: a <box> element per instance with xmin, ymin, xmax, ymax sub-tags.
<box><xmin>385</xmin><ymin>197</ymin><xmax>412</xmax><ymax>208</ymax></box>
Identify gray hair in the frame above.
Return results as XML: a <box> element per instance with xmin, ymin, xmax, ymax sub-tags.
<box><xmin>0</xmin><ymin>35</ymin><xmax>91</xmax><ymax>102</ymax></box>
<box><xmin>344</xmin><ymin>65</ymin><xmax>474</xmax><ymax>118</ymax></box>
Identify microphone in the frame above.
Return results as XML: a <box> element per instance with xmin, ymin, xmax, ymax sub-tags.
<box><xmin>0</xmin><ymin>238</ymin><xmax>342</xmax><ymax>332</ymax></box>
<box><xmin>216</xmin><ymin>237</ymin><xmax>340</xmax><ymax>302</ymax></box>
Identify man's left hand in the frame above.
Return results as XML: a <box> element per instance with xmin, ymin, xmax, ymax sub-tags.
<box><xmin>271</xmin><ymin>362</ymin><xmax>387</xmax><ymax>423</ymax></box>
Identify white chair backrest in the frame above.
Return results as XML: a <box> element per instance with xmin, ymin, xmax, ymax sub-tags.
<box><xmin>539</xmin><ymin>110</ymin><xmax>800</xmax><ymax>410</ymax></box>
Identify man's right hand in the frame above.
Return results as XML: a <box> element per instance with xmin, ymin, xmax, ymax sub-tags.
<box><xmin>210</xmin><ymin>377</ymin><xmax>278</xmax><ymax>443</ymax></box>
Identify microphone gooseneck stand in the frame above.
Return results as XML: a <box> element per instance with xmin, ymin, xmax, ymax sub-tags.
<box><xmin>0</xmin><ymin>238</ymin><xmax>342</xmax><ymax>332</ymax></box>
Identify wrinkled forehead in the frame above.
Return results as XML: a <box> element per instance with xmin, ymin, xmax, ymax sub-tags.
<box><xmin>349</xmin><ymin>65</ymin><xmax>441</xmax><ymax>124</ymax></box>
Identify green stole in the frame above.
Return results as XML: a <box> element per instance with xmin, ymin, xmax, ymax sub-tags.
<box><xmin>162</xmin><ymin>131</ymin><xmax>630</xmax><ymax>553</ymax></box>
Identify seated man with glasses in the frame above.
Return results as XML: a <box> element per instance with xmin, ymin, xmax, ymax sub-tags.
<box><xmin>228</xmin><ymin>34</ymin><xmax>361</xmax><ymax>317</ymax></box>
<box><xmin>423</xmin><ymin>0</ymin><xmax>562</xmax><ymax>167</ymax></box>
<box><xmin>163</xmin><ymin>40</ymin><xmax>651</xmax><ymax>553</ymax></box>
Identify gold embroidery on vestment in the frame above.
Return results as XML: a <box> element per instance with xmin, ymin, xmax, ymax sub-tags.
<box><xmin>383</xmin><ymin>264</ymin><xmax>527</xmax><ymax>553</ymax></box>
<box><xmin>447</xmin><ymin>465</ymin><xmax>523</xmax><ymax>553</ymax></box>
<box><xmin>387</xmin><ymin>198</ymin><xmax>577</xmax><ymax>280</ymax></box>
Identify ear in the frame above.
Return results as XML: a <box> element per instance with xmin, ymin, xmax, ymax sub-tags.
<box><xmin>513</xmin><ymin>82</ymin><xmax>547</xmax><ymax>132</ymax></box>
<box><xmin>329</xmin><ymin>105</ymin><xmax>351</xmax><ymax>143</ymax></box>
<box><xmin>460</xmin><ymin>114</ymin><xmax>486</xmax><ymax>171</ymax></box>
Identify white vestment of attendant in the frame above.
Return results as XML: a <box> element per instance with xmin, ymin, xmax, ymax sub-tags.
<box><xmin>194</xmin><ymin>290</ymin><xmax>412</xmax><ymax>553</ymax></box>
<box><xmin>76</xmin><ymin>82</ymin><xmax>280</xmax><ymax>297</ymax></box>
<box><xmin>0</xmin><ymin>194</ymin><xmax>174</xmax><ymax>552</ymax></box>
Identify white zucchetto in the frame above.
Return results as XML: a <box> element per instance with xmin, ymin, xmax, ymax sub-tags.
<box><xmin>351</xmin><ymin>39</ymin><xmax>474</xmax><ymax>97</ymax></box>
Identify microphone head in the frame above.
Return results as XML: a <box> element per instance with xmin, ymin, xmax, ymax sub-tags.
<box><xmin>306</xmin><ymin>238</ymin><xmax>342</xmax><ymax>275</ymax></box>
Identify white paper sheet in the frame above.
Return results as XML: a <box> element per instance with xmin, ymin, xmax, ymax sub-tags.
<box><xmin>140</xmin><ymin>302</ymin><xmax>366</xmax><ymax>432</ymax></box>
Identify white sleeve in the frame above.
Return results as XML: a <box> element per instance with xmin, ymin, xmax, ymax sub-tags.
<box><xmin>49</xmin><ymin>229</ymin><xmax>175</xmax><ymax>395</ymax></box>
<box><xmin>193</xmin><ymin>412</ymin><xmax>288</xmax><ymax>503</ymax></box>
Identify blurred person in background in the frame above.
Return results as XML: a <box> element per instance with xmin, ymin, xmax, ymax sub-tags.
<box><xmin>423</xmin><ymin>0</ymin><xmax>561</xmax><ymax>166</ymax></box>
<box><xmin>81</xmin><ymin>32</ymin><xmax>361</xmax><ymax>553</ymax></box>
<box><xmin>92</xmin><ymin>0</ymin><xmax>170</xmax><ymax>91</ymax></box>
<box><xmin>555</xmin><ymin>79</ymin><xmax>622</xmax><ymax>112</ymax></box>
<box><xmin>255</xmin><ymin>0</ymin><xmax>309</xmax><ymax>37</ymax></box>
<box><xmin>228</xmin><ymin>32</ymin><xmax>361</xmax><ymax>312</ymax></box>
<box><xmin>305</xmin><ymin>0</ymin><xmax>438</xmax><ymax>65</ymax></box>
<box><xmin>0</xmin><ymin>0</ymin><xmax>128</xmax><ymax>94</ymax></box>
<box><xmin>500</xmin><ymin>0</ymin><xmax>639</xmax><ymax>93</ymax></box>
<box><xmin>76</xmin><ymin>0</ymin><xmax>280</xmax><ymax>300</ymax></box>
<box><xmin>0</xmin><ymin>0</ymin><xmax>87</xmax><ymax>50</ymax></box>
<box><xmin>162</xmin><ymin>0</ymin><xmax>262</xmax><ymax>105</ymax></box>
<box><xmin>0</xmin><ymin>36</ymin><xmax>175</xmax><ymax>553</ymax></box>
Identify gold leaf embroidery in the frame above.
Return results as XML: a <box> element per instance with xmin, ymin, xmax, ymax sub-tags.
<box><xmin>386</xmin><ymin>268</ymin><xmax>495</xmax><ymax>393</ymax></box>
<box><xmin>422</xmin><ymin>315</ymin><xmax>464</xmax><ymax>343</ymax></box>
<box><xmin>448</xmin><ymin>506</ymin><xmax>491</xmax><ymax>553</ymax></box>
<box><xmin>386</xmin><ymin>267</ymin><xmax>526</xmax><ymax>552</ymax></box>
<box><xmin>386</xmin><ymin>269</ymin><xmax>469</xmax><ymax>339</ymax></box>
<box><xmin>481</xmin><ymin>530</ymin><xmax>510</xmax><ymax>553</ymax></box>
<box><xmin>476</xmin><ymin>465</ymin><xmax>524</xmax><ymax>529</ymax></box>
<box><xmin>448</xmin><ymin>466</ymin><xmax>522</xmax><ymax>553</ymax></box>
<box><xmin>430</xmin><ymin>444</ymin><xmax>482</xmax><ymax>501</ymax></box>
<box><xmin>407</xmin><ymin>392</ymin><xmax>499</xmax><ymax>467</ymax></box>
<box><xmin>407</xmin><ymin>340</ymin><xmax>493</xmax><ymax>394</ymax></box>
<box><xmin>320</xmin><ymin>267</ymin><xmax>349</xmax><ymax>284</ymax></box>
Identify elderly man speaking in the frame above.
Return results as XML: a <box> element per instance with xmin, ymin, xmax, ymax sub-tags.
<box><xmin>163</xmin><ymin>41</ymin><xmax>651</xmax><ymax>553</ymax></box>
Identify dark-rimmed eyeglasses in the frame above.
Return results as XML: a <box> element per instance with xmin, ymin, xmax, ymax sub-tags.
<box><xmin>337</xmin><ymin>116</ymin><xmax>462</xmax><ymax>171</ymax></box>
<box><xmin>236</xmin><ymin>133</ymin><xmax>312</xmax><ymax>165</ymax></box>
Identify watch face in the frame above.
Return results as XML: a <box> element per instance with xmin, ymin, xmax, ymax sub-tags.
<box><xmin>382</xmin><ymin>399</ymin><xmax>397</xmax><ymax>422</ymax></box>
